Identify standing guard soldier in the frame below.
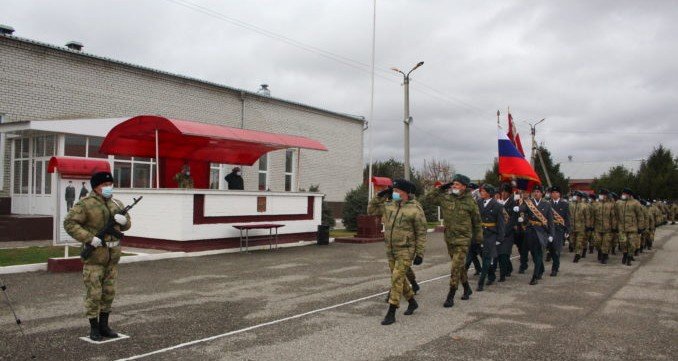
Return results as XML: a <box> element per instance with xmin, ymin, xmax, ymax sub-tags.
<box><xmin>615</xmin><ymin>188</ymin><xmax>646</xmax><ymax>266</ymax></box>
<box><xmin>548</xmin><ymin>186</ymin><xmax>569</xmax><ymax>276</ymax></box>
<box><xmin>570</xmin><ymin>191</ymin><xmax>592</xmax><ymax>263</ymax></box>
<box><xmin>518</xmin><ymin>184</ymin><xmax>554</xmax><ymax>285</ymax></box>
<box><xmin>64</xmin><ymin>172</ymin><xmax>131</xmax><ymax>341</ymax></box>
<box><xmin>476</xmin><ymin>184</ymin><xmax>506</xmax><ymax>291</ymax></box>
<box><xmin>592</xmin><ymin>189</ymin><xmax>617</xmax><ymax>264</ymax></box>
<box><xmin>368</xmin><ymin>179</ymin><xmax>427</xmax><ymax>325</ymax></box>
<box><xmin>425</xmin><ymin>174</ymin><xmax>482</xmax><ymax>307</ymax></box>
<box><xmin>498</xmin><ymin>183</ymin><xmax>518</xmax><ymax>280</ymax></box>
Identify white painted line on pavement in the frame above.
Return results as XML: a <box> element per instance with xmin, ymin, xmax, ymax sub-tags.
<box><xmin>116</xmin><ymin>255</ymin><xmax>521</xmax><ymax>360</ymax></box>
<box><xmin>80</xmin><ymin>333</ymin><xmax>130</xmax><ymax>344</ymax></box>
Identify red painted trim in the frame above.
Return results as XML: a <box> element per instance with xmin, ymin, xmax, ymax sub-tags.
<box><xmin>123</xmin><ymin>232</ymin><xmax>317</xmax><ymax>252</ymax></box>
<box><xmin>47</xmin><ymin>257</ymin><xmax>84</xmax><ymax>272</ymax></box>
<box><xmin>193</xmin><ymin>195</ymin><xmax>315</xmax><ymax>224</ymax></box>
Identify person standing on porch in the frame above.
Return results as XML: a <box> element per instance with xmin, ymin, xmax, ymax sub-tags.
<box><xmin>174</xmin><ymin>163</ymin><xmax>194</xmax><ymax>189</ymax></box>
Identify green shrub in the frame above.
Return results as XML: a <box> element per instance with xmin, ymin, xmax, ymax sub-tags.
<box><xmin>342</xmin><ymin>183</ymin><xmax>368</xmax><ymax>231</ymax></box>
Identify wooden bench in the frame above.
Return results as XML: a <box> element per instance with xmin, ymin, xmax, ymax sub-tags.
<box><xmin>232</xmin><ymin>223</ymin><xmax>285</xmax><ymax>252</ymax></box>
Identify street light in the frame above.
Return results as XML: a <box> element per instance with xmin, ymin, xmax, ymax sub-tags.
<box><xmin>391</xmin><ymin>61</ymin><xmax>424</xmax><ymax>181</ymax></box>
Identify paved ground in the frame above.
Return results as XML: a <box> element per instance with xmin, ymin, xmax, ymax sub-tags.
<box><xmin>1</xmin><ymin>226</ymin><xmax>676</xmax><ymax>361</ymax></box>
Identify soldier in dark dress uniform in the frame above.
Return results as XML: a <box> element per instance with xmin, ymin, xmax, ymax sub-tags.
<box><xmin>476</xmin><ymin>184</ymin><xmax>506</xmax><ymax>291</ymax></box>
<box><xmin>518</xmin><ymin>184</ymin><xmax>554</xmax><ymax>285</ymax></box>
<box><xmin>548</xmin><ymin>186</ymin><xmax>570</xmax><ymax>277</ymax></box>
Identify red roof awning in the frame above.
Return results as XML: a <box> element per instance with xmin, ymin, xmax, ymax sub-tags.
<box><xmin>371</xmin><ymin>177</ymin><xmax>393</xmax><ymax>186</ymax></box>
<box><xmin>99</xmin><ymin>115</ymin><xmax>328</xmax><ymax>165</ymax></box>
<box><xmin>48</xmin><ymin>156</ymin><xmax>111</xmax><ymax>178</ymax></box>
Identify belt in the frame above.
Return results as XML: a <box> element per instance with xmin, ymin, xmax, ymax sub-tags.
<box><xmin>481</xmin><ymin>222</ymin><xmax>497</xmax><ymax>227</ymax></box>
<box><xmin>107</xmin><ymin>241</ymin><xmax>120</xmax><ymax>248</ymax></box>
<box><xmin>529</xmin><ymin>220</ymin><xmax>544</xmax><ymax>226</ymax></box>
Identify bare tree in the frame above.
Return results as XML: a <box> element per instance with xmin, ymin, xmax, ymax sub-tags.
<box><xmin>419</xmin><ymin>158</ymin><xmax>455</xmax><ymax>191</ymax></box>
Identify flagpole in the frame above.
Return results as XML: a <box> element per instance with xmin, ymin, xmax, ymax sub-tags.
<box><xmin>367</xmin><ymin>0</ymin><xmax>376</xmax><ymax>201</ymax></box>
<box><xmin>496</xmin><ymin>110</ymin><xmax>500</xmax><ymax>127</ymax></box>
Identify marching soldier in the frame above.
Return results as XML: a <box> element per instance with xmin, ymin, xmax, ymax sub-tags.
<box><xmin>498</xmin><ymin>183</ymin><xmax>519</xmax><ymax>280</ymax></box>
<box><xmin>639</xmin><ymin>200</ymin><xmax>651</xmax><ymax>254</ymax></box>
<box><xmin>591</xmin><ymin>189</ymin><xmax>617</xmax><ymax>264</ymax></box>
<box><xmin>609</xmin><ymin>192</ymin><xmax>621</xmax><ymax>254</ymax></box>
<box><xmin>368</xmin><ymin>179</ymin><xmax>427</xmax><ymax>325</ymax></box>
<box><xmin>518</xmin><ymin>184</ymin><xmax>554</xmax><ymax>285</ymax></box>
<box><xmin>425</xmin><ymin>174</ymin><xmax>482</xmax><ymax>307</ymax></box>
<box><xmin>548</xmin><ymin>186</ymin><xmax>569</xmax><ymax>276</ymax></box>
<box><xmin>476</xmin><ymin>184</ymin><xmax>506</xmax><ymax>291</ymax></box>
<box><xmin>570</xmin><ymin>191</ymin><xmax>592</xmax><ymax>263</ymax></box>
<box><xmin>64</xmin><ymin>172</ymin><xmax>131</xmax><ymax>341</ymax></box>
<box><xmin>615</xmin><ymin>188</ymin><xmax>646</xmax><ymax>266</ymax></box>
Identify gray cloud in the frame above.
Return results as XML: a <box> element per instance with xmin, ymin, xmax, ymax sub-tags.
<box><xmin>3</xmin><ymin>0</ymin><xmax>677</xmax><ymax>176</ymax></box>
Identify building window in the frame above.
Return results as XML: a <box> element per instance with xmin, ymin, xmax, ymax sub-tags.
<box><xmin>65</xmin><ymin>135</ymin><xmax>106</xmax><ymax>158</ymax></box>
<box><xmin>284</xmin><ymin>149</ymin><xmax>295</xmax><ymax>192</ymax></box>
<box><xmin>258</xmin><ymin>154</ymin><xmax>268</xmax><ymax>191</ymax></box>
<box><xmin>114</xmin><ymin>157</ymin><xmax>155</xmax><ymax>189</ymax></box>
<box><xmin>209</xmin><ymin>163</ymin><xmax>220</xmax><ymax>189</ymax></box>
<box><xmin>13</xmin><ymin>138</ymin><xmax>29</xmax><ymax>194</ymax></box>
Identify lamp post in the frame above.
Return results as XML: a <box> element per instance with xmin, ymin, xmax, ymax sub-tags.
<box><xmin>391</xmin><ymin>61</ymin><xmax>424</xmax><ymax>181</ymax></box>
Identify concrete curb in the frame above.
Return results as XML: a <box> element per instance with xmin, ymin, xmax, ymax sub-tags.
<box><xmin>0</xmin><ymin>239</ymin><xmax>330</xmax><ymax>275</ymax></box>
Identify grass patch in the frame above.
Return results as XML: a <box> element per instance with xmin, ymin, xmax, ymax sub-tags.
<box><xmin>330</xmin><ymin>229</ymin><xmax>357</xmax><ymax>238</ymax></box>
<box><xmin>0</xmin><ymin>246</ymin><xmax>132</xmax><ymax>267</ymax></box>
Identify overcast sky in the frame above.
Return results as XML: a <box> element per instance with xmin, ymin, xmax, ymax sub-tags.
<box><xmin>4</xmin><ymin>0</ymin><xmax>677</xmax><ymax>177</ymax></box>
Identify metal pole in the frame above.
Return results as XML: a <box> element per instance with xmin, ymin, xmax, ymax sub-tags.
<box><xmin>155</xmin><ymin>129</ymin><xmax>160</xmax><ymax>188</ymax></box>
<box><xmin>403</xmin><ymin>75</ymin><xmax>410</xmax><ymax>181</ymax></box>
<box><xmin>537</xmin><ymin>149</ymin><xmax>552</xmax><ymax>188</ymax></box>
<box><xmin>367</xmin><ymin>0</ymin><xmax>376</xmax><ymax>200</ymax></box>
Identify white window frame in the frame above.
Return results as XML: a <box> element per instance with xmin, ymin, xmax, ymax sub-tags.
<box><xmin>258</xmin><ymin>154</ymin><xmax>269</xmax><ymax>191</ymax></box>
<box><xmin>284</xmin><ymin>149</ymin><xmax>296</xmax><ymax>192</ymax></box>
<box><xmin>0</xmin><ymin>114</ymin><xmax>4</xmax><ymax>191</ymax></box>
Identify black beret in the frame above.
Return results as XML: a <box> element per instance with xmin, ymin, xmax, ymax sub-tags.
<box><xmin>500</xmin><ymin>183</ymin><xmax>513</xmax><ymax>193</ymax></box>
<box><xmin>532</xmin><ymin>184</ymin><xmax>544</xmax><ymax>192</ymax></box>
<box><xmin>91</xmin><ymin>171</ymin><xmax>113</xmax><ymax>189</ymax></box>
<box><xmin>452</xmin><ymin>174</ymin><xmax>471</xmax><ymax>186</ymax></box>
<box><xmin>392</xmin><ymin>178</ymin><xmax>416</xmax><ymax>194</ymax></box>
<box><xmin>598</xmin><ymin>188</ymin><xmax>610</xmax><ymax>195</ymax></box>
<box><xmin>549</xmin><ymin>185</ymin><xmax>561</xmax><ymax>193</ymax></box>
<box><xmin>621</xmin><ymin>188</ymin><xmax>634</xmax><ymax>197</ymax></box>
<box><xmin>480</xmin><ymin>184</ymin><xmax>497</xmax><ymax>195</ymax></box>
<box><xmin>468</xmin><ymin>182</ymin><xmax>479</xmax><ymax>190</ymax></box>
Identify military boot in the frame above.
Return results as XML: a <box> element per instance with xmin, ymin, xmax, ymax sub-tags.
<box><xmin>411</xmin><ymin>280</ymin><xmax>420</xmax><ymax>294</ymax></box>
<box><xmin>611</xmin><ymin>247</ymin><xmax>617</xmax><ymax>255</ymax></box>
<box><xmin>581</xmin><ymin>248</ymin><xmax>587</xmax><ymax>258</ymax></box>
<box><xmin>545</xmin><ymin>252</ymin><xmax>552</xmax><ymax>262</ymax></box>
<box><xmin>99</xmin><ymin>312</ymin><xmax>118</xmax><ymax>338</ymax></box>
<box><xmin>403</xmin><ymin>297</ymin><xmax>418</xmax><ymax>315</ymax></box>
<box><xmin>529</xmin><ymin>277</ymin><xmax>538</xmax><ymax>285</ymax></box>
<box><xmin>622</xmin><ymin>253</ymin><xmax>628</xmax><ymax>264</ymax></box>
<box><xmin>589</xmin><ymin>245</ymin><xmax>594</xmax><ymax>254</ymax></box>
<box><xmin>626</xmin><ymin>255</ymin><xmax>633</xmax><ymax>266</ymax></box>
<box><xmin>597</xmin><ymin>250</ymin><xmax>603</xmax><ymax>262</ymax></box>
<box><xmin>634</xmin><ymin>249</ymin><xmax>640</xmax><ymax>256</ymax></box>
<box><xmin>601</xmin><ymin>254</ymin><xmax>608</xmax><ymax>264</ymax></box>
<box><xmin>461</xmin><ymin>282</ymin><xmax>472</xmax><ymax>300</ymax></box>
<box><xmin>89</xmin><ymin>318</ymin><xmax>102</xmax><ymax>341</ymax></box>
<box><xmin>573</xmin><ymin>254</ymin><xmax>581</xmax><ymax>263</ymax></box>
<box><xmin>443</xmin><ymin>287</ymin><xmax>456</xmax><ymax>308</ymax></box>
<box><xmin>381</xmin><ymin>305</ymin><xmax>397</xmax><ymax>325</ymax></box>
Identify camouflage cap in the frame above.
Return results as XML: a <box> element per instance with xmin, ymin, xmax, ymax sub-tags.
<box><xmin>452</xmin><ymin>174</ymin><xmax>471</xmax><ymax>186</ymax></box>
<box><xmin>392</xmin><ymin>178</ymin><xmax>416</xmax><ymax>194</ymax></box>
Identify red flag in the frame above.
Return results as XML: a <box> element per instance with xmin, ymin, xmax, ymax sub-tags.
<box><xmin>506</xmin><ymin>113</ymin><xmax>525</xmax><ymax>156</ymax></box>
<box><xmin>498</xmin><ymin>128</ymin><xmax>541</xmax><ymax>190</ymax></box>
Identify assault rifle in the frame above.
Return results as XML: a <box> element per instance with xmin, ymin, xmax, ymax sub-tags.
<box><xmin>81</xmin><ymin>196</ymin><xmax>143</xmax><ymax>260</ymax></box>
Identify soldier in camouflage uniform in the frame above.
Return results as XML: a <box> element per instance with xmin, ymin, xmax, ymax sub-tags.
<box><xmin>609</xmin><ymin>192</ymin><xmax>621</xmax><ymax>254</ymax></box>
<box><xmin>570</xmin><ymin>191</ymin><xmax>592</xmax><ymax>263</ymax></box>
<box><xmin>425</xmin><ymin>174</ymin><xmax>482</xmax><ymax>308</ymax></box>
<box><xmin>671</xmin><ymin>201</ymin><xmax>678</xmax><ymax>224</ymax></box>
<box><xmin>173</xmin><ymin>163</ymin><xmax>194</xmax><ymax>189</ymax></box>
<box><xmin>591</xmin><ymin>189</ymin><xmax>617</xmax><ymax>264</ymax></box>
<box><xmin>615</xmin><ymin>188</ymin><xmax>646</xmax><ymax>266</ymax></box>
<box><xmin>368</xmin><ymin>179</ymin><xmax>427</xmax><ymax>325</ymax></box>
<box><xmin>639</xmin><ymin>200</ymin><xmax>652</xmax><ymax>254</ymax></box>
<box><xmin>64</xmin><ymin>172</ymin><xmax>131</xmax><ymax>341</ymax></box>
<box><xmin>649</xmin><ymin>201</ymin><xmax>664</xmax><ymax>250</ymax></box>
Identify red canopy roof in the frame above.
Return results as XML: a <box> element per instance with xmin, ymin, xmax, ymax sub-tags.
<box><xmin>48</xmin><ymin>156</ymin><xmax>111</xmax><ymax>178</ymax></box>
<box><xmin>371</xmin><ymin>177</ymin><xmax>393</xmax><ymax>186</ymax></box>
<box><xmin>99</xmin><ymin>115</ymin><xmax>328</xmax><ymax>165</ymax></box>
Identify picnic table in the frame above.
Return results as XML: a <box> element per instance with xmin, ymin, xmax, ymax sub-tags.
<box><xmin>232</xmin><ymin>223</ymin><xmax>285</xmax><ymax>252</ymax></box>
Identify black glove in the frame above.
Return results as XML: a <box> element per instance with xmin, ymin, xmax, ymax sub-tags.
<box><xmin>377</xmin><ymin>186</ymin><xmax>393</xmax><ymax>198</ymax></box>
<box><xmin>413</xmin><ymin>255</ymin><xmax>423</xmax><ymax>265</ymax></box>
<box><xmin>440</xmin><ymin>182</ymin><xmax>453</xmax><ymax>191</ymax></box>
<box><xmin>637</xmin><ymin>228</ymin><xmax>645</xmax><ymax>234</ymax></box>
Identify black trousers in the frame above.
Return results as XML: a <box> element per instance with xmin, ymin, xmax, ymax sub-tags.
<box><xmin>526</xmin><ymin>227</ymin><xmax>544</xmax><ymax>279</ymax></box>
<box><xmin>465</xmin><ymin>244</ymin><xmax>482</xmax><ymax>273</ymax></box>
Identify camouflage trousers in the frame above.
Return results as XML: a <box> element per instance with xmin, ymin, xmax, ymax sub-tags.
<box><xmin>597</xmin><ymin>232</ymin><xmax>614</xmax><ymax>254</ymax></box>
<box><xmin>405</xmin><ymin>267</ymin><xmax>416</xmax><ymax>283</ymax></box>
<box><xmin>83</xmin><ymin>263</ymin><xmax>118</xmax><ymax>319</ymax></box>
<box><xmin>447</xmin><ymin>244</ymin><xmax>469</xmax><ymax>288</ymax></box>
<box><xmin>611</xmin><ymin>232</ymin><xmax>619</xmax><ymax>252</ymax></box>
<box><xmin>387</xmin><ymin>251</ymin><xmax>414</xmax><ymax>307</ymax></box>
<box><xmin>586</xmin><ymin>231</ymin><xmax>596</xmax><ymax>249</ymax></box>
<box><xmin>641</xmin><ymin>230</ymin><xmax>654</xmax><ymax>248</ymax></box>
<box><xmin>619</xmin><ymin>232</ymin><xmax>639</xmax><ymax>254</ymax></box>
<box><xmin>572</xmin><ymin>231</ymin><xmax>588</xmax><ymax>254</ymax></box>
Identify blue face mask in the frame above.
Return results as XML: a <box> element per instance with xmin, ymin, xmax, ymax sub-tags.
<box><xmin>392</xmin><ymin>192</ymin><xmax>402</xmax><ymax>201</ymax></box>
<box><xmin>101</xmin><ymin>186</ymin><xmax>113</xmax><ymax>198</ymax></box>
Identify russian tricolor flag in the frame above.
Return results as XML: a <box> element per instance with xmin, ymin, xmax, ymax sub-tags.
<box><xmin>498</xmin><ymin>128</ymin><xmax>541</xmax><ymax>189</ymax></box>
